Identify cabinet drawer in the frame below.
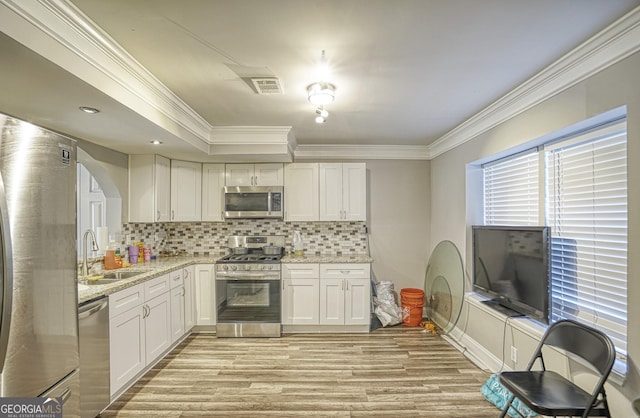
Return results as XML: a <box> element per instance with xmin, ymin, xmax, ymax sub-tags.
<box><xmin>144</xmin><ymin>273</ymin><xmax>171</xmax><ymax>299</ymax></box>
<box><xmin>169</xmin><ymin>269</ymin><xmax>183</xmax><ymax>289</ymax></box>
<box><xmin>109</xmin><ymin>283</ymin><xmax>144</xmax><ymax>318</ymax></box>
<box><xmin>320</xmin><ymin>263</ymin><xmax>370</xmax><ymax>279</ymax></box>
<box><xmin>283</xmin><ymin>263</ymin><xmax>320</xmax><ymax>279</ymax></box>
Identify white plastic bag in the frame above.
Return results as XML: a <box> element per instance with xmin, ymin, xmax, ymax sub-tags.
<box><xmin>374</xmin><ymin>281</ymin><xmax>403</xmax><ymax>326</ymax></box>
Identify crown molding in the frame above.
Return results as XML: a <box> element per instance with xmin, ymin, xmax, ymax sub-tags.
<box><xmin>294</xmin><ymin>144</ymin><xmax>429</xmax><ymax>160</ymax></box>
<box><xmin>427</xmin><ymin>5</ymin><xmax>640</xmax><ymax>159</ymax></box>
<box><xmin>3</xmin><ymin>1</ymin><xmax>639</xmax><ymax>161</ymax></box>
<box><xmin>208</xmin><ymin>126</ymin><xmax>295</xmax><ymax>161</ymax></box>
<box><xmin>0</xmin><ymin>0</ymin><xmax>212</xmax><ymax>151</ymax></box>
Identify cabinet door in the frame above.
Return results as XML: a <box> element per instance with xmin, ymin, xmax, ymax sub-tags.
<box><xmin>183</xmin><ymin>266</ymin><xmax>196</xmax><ymax>331</ymax></box>
<box><xmin>284</xmin><ymin>163</ymin><xmax>319</xmax><ymax>221</ymax></box>
<box><xmin>155</xmin><ymin>155</ymin><xmax>171</xmax><ymax>222</ymax></box>
<box><xmin>282</xmin><ymin>278</ymin><xmax>319</xmax><ymax>325</ymax></box>
<box><xmin>110</xmin><ymin>305</ymin><xmax>145</xmax><ymax>396</ymax></box>
<box><xmin>319</xmin><ymin>278</ymin><xmax>345</xmax><ymax>325</ymax></box>
<box><xmin>225</xmin><ymin>164</ymin><xmax>254</xmax><ymax>186</ymax></box>
<box><xmin>342</xmin><ymin>163</ymin><xmax>367</xmax><ymax>221</ymax></box>
<box><xmin>194</xmin><ymin>264</ymin><xmax>216</xmax><ymax>325</ymax></box>
<box><xmin>255</xmin><ymin>163</ymin><xmax>284</xmax><ymax>186</ymax></box>
<box><xmin>170</xmin><ymin>160</ymin><xmax>202</xmax><ymax>221</ymax></box>
<box><xmin>129</xmin><ymin>154</ymin><xmax>170</xmax><ymax>222</ymax></box>
<box><xmin>319</xmin><ymin>163</ymin><xmax>343</xmax><ymax>221</ymax></box>
<box><xmin>144</xmin><ymin>292</ymin><xmax>172</xmax><ymax>362</ymax></box>
<box><xmin>170</xmin><ymin>286</ymin><xmax>185</xmax><ymax>343</ymax></box>
<box><xmin>202</xmin><ymin>163</ymin><xmax>225</xmax><ymax>221</ymax></box>
<box><xmin>345</xmin><ymin>278</ymin><xmax>371</xmax><ymax>325</ymax></box>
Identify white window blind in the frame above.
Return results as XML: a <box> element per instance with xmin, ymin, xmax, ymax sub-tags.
<box><xmin>545</xmin><ymin>123</ymin><xmax>627</xmax><ymax>364</ymax></box>
<box><xmin>481</xmin><ymin>119</ymin><xmax>628</xmax><ymax>373</ymax></box>
<box><xmin>483</xmin><ymin>150</ymin><xmax>539</xmax><ymax>226</ymax></box>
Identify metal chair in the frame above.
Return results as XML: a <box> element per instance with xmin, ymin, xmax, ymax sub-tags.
<box><xmin>498</xmin><ymin>319</ymin><xmax>615</xmax><ymax>418</ymax></box>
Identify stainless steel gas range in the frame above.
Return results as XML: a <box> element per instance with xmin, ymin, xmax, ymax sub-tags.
<box><xmin>215</xmin><ymin>235</ymin><xmax>285</xmax><ymax>337</ymax></box>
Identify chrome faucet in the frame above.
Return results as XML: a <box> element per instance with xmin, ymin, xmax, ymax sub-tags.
<box><xmin>82</xmin><ymin>229</ymin><xmax>100</xmax><ymax>277</ymax></box>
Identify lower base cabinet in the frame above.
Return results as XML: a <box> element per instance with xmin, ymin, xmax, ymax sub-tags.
<box><xmin>282</xmin><ymin>263</ymin><xmax>371</xmax><ymax>327</ymax></box>
<box><xmin>282</xmin><ymin>264</ymin><xmax>320</xmax><ymax>325</ymax></box>
<box><xmin>194</xmin><ymin>264</ymin><xmax>216</xmax><ymax>325</ymax></box>
<box><xmin>183</xmin><ymin>266</ymin><xmax>196</xmax><ymax>330</ymax></box>
<box><xmin>109</xmin><ymin>273</ymin><xmax>173</xmax><ymax>397</ymax></box>
<box><xmin>319</xmin><ymin>264</ymin><xmax>371</xmax><ymax>326</ymax></box>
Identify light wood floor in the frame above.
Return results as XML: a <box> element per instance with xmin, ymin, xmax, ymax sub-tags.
<box><xmin>102</xmin><ymin>326</ymin><xmax>499</xmax><ymax>417</ymax></box>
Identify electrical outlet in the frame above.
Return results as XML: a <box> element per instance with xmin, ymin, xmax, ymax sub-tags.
<box><xmin>510</xmin><ymin>346</ymin><xmax>518</xmax><ymax>363</ymax></box>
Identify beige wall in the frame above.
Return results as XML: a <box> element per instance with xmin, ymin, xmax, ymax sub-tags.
<box><xmin>77</xmin><ymin>138</ymin><xmax>128</xmax><ymax>227</ymax></box>
<box><xmin>430</xmin><ymin>51</ymin><xmax>640</xmax><ymax>414</ymax></box>
<box><xmin>365</xmin><ymin>160</ymin><xmax>430</xmax><ymax>293</ymax></box>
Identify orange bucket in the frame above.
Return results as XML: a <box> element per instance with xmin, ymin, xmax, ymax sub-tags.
<box><xmin>400</xmin><ymin>288</ymin><xmax>425</xmax><ymax>326</ymax></box>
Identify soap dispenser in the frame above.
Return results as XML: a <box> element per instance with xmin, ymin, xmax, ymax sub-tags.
<box><xmin>293</xmin><ymin>230</ymin><xmax>304</xmax><ymax>257</ymax></box>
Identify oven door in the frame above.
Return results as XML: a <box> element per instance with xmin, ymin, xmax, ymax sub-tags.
<box><xmin>215</xmin><ymin>273</ymin><xmax>281</xmax><ymax>324</ymax></box>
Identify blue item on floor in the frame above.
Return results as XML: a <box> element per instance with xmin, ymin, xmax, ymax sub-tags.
<box><xmin>481</xmin><ymin>373</ymin><xmax>537</xmax><ymax>417</ymax></box>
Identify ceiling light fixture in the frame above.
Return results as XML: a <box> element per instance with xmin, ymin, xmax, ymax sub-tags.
<box><xmin>307</xmin><ymin>50</ymin><xmax>336</xmax><ymax>123</ymax></box>
<box><xmin>150</xmin><ymin>140</ymin><xmax>163</xmax><ymax>145</ymax></box>
<box><xmin>307</xmin><ymin>82</ymin><xmax>335</xmax><ymax>106</ymax></box>
<box><xmin>315</xmin><ymin>106</ymin><xmax>329</xmax><ymax>123</ymax></box>
<box><xmin>79</xmin><ymin>106</ymin><xmax>100</xmax><ymax>114</ymax></box>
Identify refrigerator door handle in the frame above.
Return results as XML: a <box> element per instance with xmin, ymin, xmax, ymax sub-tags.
<box><xmin>0</xmin><ymin>172</ymin><xmax>13</xmax><ymax>374</ymax></box>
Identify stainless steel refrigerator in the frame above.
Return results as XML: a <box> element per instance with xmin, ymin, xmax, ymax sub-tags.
<box><xmin>0</xmin><ymin>114</ymin><xmax>80</xmax><ymax>416</ymax></box>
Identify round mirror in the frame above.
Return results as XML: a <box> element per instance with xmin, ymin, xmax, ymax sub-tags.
<box><xmin>424</xmin><ymin>240</ymin><xmax>464</xmax><ymax>334</ymax></box>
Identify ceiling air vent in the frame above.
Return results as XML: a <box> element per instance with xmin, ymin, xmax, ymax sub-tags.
<box><xmin>250</xmin><ymin>77</ymin><xmax>283</xmax><ymax>95</ymax></box>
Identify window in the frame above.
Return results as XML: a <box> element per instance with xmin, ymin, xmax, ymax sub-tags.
<box><xmin>482</xmin><ymin>118</ymin><xmax>628</xmax><ymax>373</ymax></box>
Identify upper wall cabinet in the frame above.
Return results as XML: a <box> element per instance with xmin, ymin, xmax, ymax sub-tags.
<box><xmin>202</xmin><ymin>163</ymin><xmax>225</xmax><ymax>222</ymax></box>
<box><xmin>170</xmin><ymin>160</ymin><xmax>202</xmax><ymax>222</ymax></box>
<box><xmin>284</xmin><ymin>163</ymin><xmax>319</xmax><ymax>221</ymax></box>
<box><xmin>225</xmin><ymin>163</ymin><xmax>284</xmax><ymax>187</ymax></box>
<box><xmin>319</xmin><ymin>163</ymin><xmax>366</xmax><ymax>221</ymax></box>
<box><xmin>129</xmin><ymin>155</ymin><xmax>171</xmax><ymax>223</ymax></box>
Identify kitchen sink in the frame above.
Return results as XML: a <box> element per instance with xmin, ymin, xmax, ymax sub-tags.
<box><xmin>80</xmin><ymin>269</ymin><xmax>152</xmax><ymax>285</ymax></box>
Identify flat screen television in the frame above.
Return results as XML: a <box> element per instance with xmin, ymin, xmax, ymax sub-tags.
<box><xmin>472</xmin><ymin>225</ymin><xmax>550</xmax><ymax>324</ymax></box>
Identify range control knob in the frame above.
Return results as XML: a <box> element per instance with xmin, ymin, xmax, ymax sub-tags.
<box><xmin>222</xmin><ymin>265</ymin><xmax>229</xmax><ymax>271</ymax></box>
<box><xmin>231</xmin><ymin>265</ymin><xmax>237</xmax><ymax>271</ymax></box>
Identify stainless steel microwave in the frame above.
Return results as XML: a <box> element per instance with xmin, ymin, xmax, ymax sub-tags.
<box><xmin>223</xmin><ymin>186</ymin><xmax>284</xmax><ymax>219</ymax></box>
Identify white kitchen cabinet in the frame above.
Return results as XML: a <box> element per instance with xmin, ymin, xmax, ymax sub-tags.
<box><xmin>319</xmin><ymin>264</ymin><xmax>371</xmax><ymax>325</ymax></box>
<box><xmin>194</xmin><ymin>264</ymin><xmax>216</xmax><ymax>325</ymax></box>
<box><xmin>170</xmin><ymin>160</ymin><xmax>202</xmax><ymax>221</ymax></box>
<box><xmin>144</xmin><ymin>291</ymin><xmax>172</xmax><ymax>361</ymax></box>
<box><xmin>282</xmin><ymin>264</ymin><xmax>320</xmax><ymax>325</ymax></box>
<box><xmin>109</xmin><ymin>273</ymin><xmax>173</xmax><ymax>397</ymax></box>
<box><xmin>201</xmin><ymin>163</ymin><xmax>225</xmax><ymax>221</ymax></box>
<box><xmin>170</xmin><ymin>286</ymin><xmax>185</xmax><ymax>343</ymax></box>
<box><xmin>169</xmin><ymin>269</ymin><xmax>185</xmax><ymax>343</ymax></box>
<box><xmin>319</xmin><ymin>278</ymin><xmax>344</xmax><ymax>324</ymax></box>
<box><xmin>319</xmin><ymin>163</ymin><xmax>366</xmax><ymax>221</ymax></box>
<box><xmin>183</xmin><ymin>265</ymin><xmax>196</xmax><ymax>331</ymax></box>
<box><xmin>225</xmin><ymin>163</ymin><xmax>284</xmax><ymax>186</ymax></box>
<box><xmin>284</xmin><ymin>163</ymin><xmax>319</xmax><ymax>221</ymax></box>
<box><xmin>129</xmin><ymin>154</ymin><xmax>171</xmax><ymax>222</ymax></box>
<box><xmin>109</xmin><ymin>303</ymin><xmax>145</xmax><ymax>396</ymax></box>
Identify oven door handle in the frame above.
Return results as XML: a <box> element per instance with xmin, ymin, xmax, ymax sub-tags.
<box><xmin>216</xmin><ymin>272</ymin><xmax>280</xmax><ymax>280</ymax></box>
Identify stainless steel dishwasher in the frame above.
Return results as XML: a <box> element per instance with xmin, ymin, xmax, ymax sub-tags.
<box><xmin>79</xmin><ymin>296</ymin><xmax>110</xmax><ymax>418</ymax></box>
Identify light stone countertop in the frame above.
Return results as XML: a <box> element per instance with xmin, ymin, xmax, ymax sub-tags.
<box><xmin>78</xmin><ymin>253</ymin><xmax>372</xmax><ymax>304</ymax></box>
<box><xmin>281</xmin><ymin>254</ymin><xmax>373</xmax><ymax>263</ymax></box>
<box><xmin>77</xmin><ymin>256</ymin><xmax>220</xmax><ymax>304</ymax></box>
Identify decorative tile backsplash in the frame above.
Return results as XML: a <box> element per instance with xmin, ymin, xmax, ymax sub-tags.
<box><xmin>122</xmin><ymin>220</ymin><xmax>369</xmax><ymax>256</ymax></box>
